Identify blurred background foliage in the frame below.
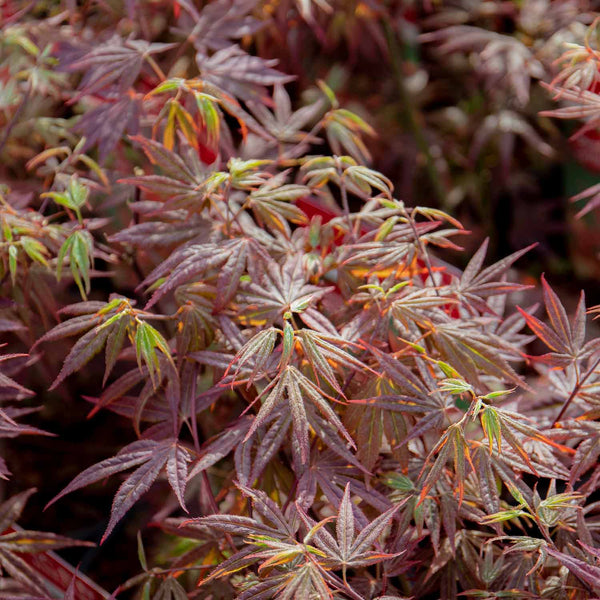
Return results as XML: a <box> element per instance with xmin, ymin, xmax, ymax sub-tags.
<box><xmin>260</xmin><ymin>0</ymin><xmax>600</xmax><ymax>287</ymax></box>
<box><xmin>4</xmin><ymin>0</ymin><xmax>600</xmax><ymax>286</ymax></box>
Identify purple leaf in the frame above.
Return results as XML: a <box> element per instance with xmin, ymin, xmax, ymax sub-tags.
<box><xmin>197</xmin><ymin>45</ymin><xmax>294</xmax><ymax>102</ymax></box>
<box><xmin>102</xmin><ymin>443</ymin><xmax>171</xmax><ymax>543</ymax></box>
<box><xmin>49</xmin><ymin>325</ymin><xmax>112</xmax><ymax>390</ymax></box>
<box><xmin>337</xmin><ymin>483</ymin><xmax>355</xmax><ymax>559</ymax></box>
<box><xmin>165</xmin><ymin>443</ymin><xmax>191</xmax><ymax>512</ymax></box>
<box><xmin>46</xmin><ymin>440</ymin><xmax>159</xmax><ymax>510</ymax></box>
<box><xmin>0</xmin><ymin>489</ymin><xmax>36</xmax><ymax>533</ymax></box>
<box><xmin>546</xmin><ymin>547</ymin><xmax>600</xmax><ymax>592</ymax></box>
<box><xmin>188</xmin><ymin>416</ymin><xmax>252</xmax><ymax>481</ymax></box>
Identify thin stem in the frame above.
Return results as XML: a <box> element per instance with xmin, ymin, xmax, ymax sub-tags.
<box><xmin>335</xmin><ymin>158</ymin><xmax>355</xmax><ymax>242</ymax></box>
<box><xmin>145</xmin><ymin>55</ymin><xmax>166</xmax><ymax>82</ymax></box>
<box><xmin>201</xmin><ymin>470</ymin><xmax>237</xmax><ymax>553</ymax></box>
<box><xmin>405</xmin><ymin>208</ymin><xmax>440</xmax><ymax>297</ymax></box>
<box><xmin>185</xmin><ymin>362</ymin><xmax>202</xmax><ymax>454</ymax></box>
<box><xmin>552</xmin><ymin>356</ymin><xmax>600</xmax><ymax>425</ymax></box>
<box><xmin>0</xmin><ymin>81</ymin><xmax>31</xmax><ymax>155</ymax></box>
<box><xmin>382</xmin><ymin>20</ymin><xmax>446</xmax><ymax>208</ymax></box>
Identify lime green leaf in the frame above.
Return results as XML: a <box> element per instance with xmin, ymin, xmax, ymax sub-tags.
<box><xmin>134</xmin><ymin>321</ymin><xmax>173</xmax><ymax>388</ymax></box>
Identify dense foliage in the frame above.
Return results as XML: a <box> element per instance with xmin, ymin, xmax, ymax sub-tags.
<box><xmin>1</xmin><ymin>1</ymin><xmax>600</xmax><ymax>598</ymax></box>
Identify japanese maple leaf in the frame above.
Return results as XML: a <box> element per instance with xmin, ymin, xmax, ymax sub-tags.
<box><xmin>192</xmin><ymin>485</ymin><xmax>301</xmax><ymax>576</ymax></box>
<box><xmin>247</xmin><ymin>84</ymin><xmax>326</xmax><ymax>145</ymax></box>
<box><xmin>118</xmin><ymin>136</ymin><xmax>214</xmax><ymax>213</ymax></box>
<box><xmin>296</xmin><ymin>450</ymin><xmax>391</xmax><ymax>524</ymax></box>
<box><xmin>426</xmin><ymin>319</ymin><xmax>526</xmax><ymax>389</ymax></box>
<box><xmin>0</xmin><ymin>351</ymin><xmax>49</xmax><ymax>480</ymax></box>
<box><xmin>63</xmin><ymin>37</ymin><xmax>175</xmax><ymax>100</ymax></box>
<box><xmin>452</xmin><ymin>239</ymin><xmax>535</xmax><ymax>315</ymax></box>
<box><xmin>46</xmin><ymin>438</ymin><xmax>191</xmax><ymax>543</ymax></box>
<box><xmin>175</xmin><ymin>0</ymin><xmax>264</xmax><ymax>53</ymax></box>
<box><xmin>192</xmin><ymin>485</ymin><xmax>374</xmax><ymax>599</ymax></box>
<box><xmin>421</xmin><ymin>26</ymin><xmax>544</xmax><ymax>106</ymax></box>
<box><xmin>297</xmin><ymin>483</ymin><xmax>404</xmax><ymax>584</ymax></box>
<box><xmin>237</xmin><ymin>256</ymin><xmax>333</xmax><ymax>328</ymax></box>
<box><xmin>519</xmin><ymin>276</ymin><xmax>600</xmax><ymax>366</ymax></box>
<box><xmin>196</xmin><ymin>45</ymin><xmax>293</xmax><ymax>102</ymax></box>
<box><xmin>243</xmin><ymin>366</ymin><xmax>354</xmax><ymax>464</ymax></box>
<box><xmin>74</xmin><ymin>95</ymin><xmax>142</xmax><ymax>162</ymax></box>
<box><xmin>142</xmin><ymin>236</ymin><xmax>269</xmax><ymax>311</ymax></box>
<box><xmin>0</xmin><ymin>489</ymin><xmax>93</xmax><ymax>598</ymax></box>
<box><xmin>546</xmin><ymin>546</ymin><xmax>600</xmax><ymax>593</ymax></box>
<box><xmin>0</xmin><ymin>351</ymin><xmax>34</xmax><ymax>402</ymax></box>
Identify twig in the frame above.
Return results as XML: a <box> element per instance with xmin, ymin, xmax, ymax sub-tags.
<box><xmin>0</xmin><ymin>81</ymin><xmax>31</xmax><ymax>155</ymax></box>
<box><xmin>552</xmin><ymin>356</ymin><xmax>600</xmax><ymax>425</ymax></box>
<box><xmin>382</xmin><ymin>20</ymin><xmax>446</xmax><ymax>208</ymax></box>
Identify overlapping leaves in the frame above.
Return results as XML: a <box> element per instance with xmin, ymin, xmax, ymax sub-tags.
<box><xmin>0</xmin><ymin>489</ymin><xmax>93</xmax><ymax>597</ymax></box>
<box><xmin>7</xmin><ymin>4</ymin><xmax>600</xmax><ymax>599</ymax></box>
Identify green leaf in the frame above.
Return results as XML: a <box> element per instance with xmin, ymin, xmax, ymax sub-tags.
<box><xmin>438</xmin><ymin>378</ymin><xmax>473</xmax><ymax>395</ymax></box>
<box><xmin>480</xmin><ymin>509</ymin><xmax>529</xmax><ymax>524</ymax></box>
<box><xmin>481</xmin><ymin>407</ymin><xmax>502</xmax><ymax>454</ymax></box>
<box><xmin>70</xmin><ymin>230</ymin><xmax>94</xmax><ymax>299</ymax></box>
<box><xmin>134</xmin><ymin>321</ymin><xmax>173</xmax><ymax>389</ymax></box>
<box><xmin>383</xmin><ymin>473</ymin><xmax>414</xmax><ymax>493</ymax></box>
<box><xmin>137</xmin><ymin>531</ymin><xmax>147</xmax><ymax>571</ymax></box>
<box><xmin>20</xmin><ymin>237</ymin><xmax>49</xmax><ymax>267</ymax></box>
<box><xmin>56</xmin><ymin>230</ymin><xmax>95</xmax><ymax>300</ymax></box>
<box><xmin>436</xmin><ymin>360</ymin><xmax>461</xmax><ymax>379</ymax></box>
<box><xmin>227</xmin><ymin>327</ymin><xmax>278</xmax><ymax>387</ymax></box>
<box><xmin>104</xmin><ymin>314</ymin><xmax>129</xmax><ymax>385</ymax></box>
<box><xmin>41</xmin><ymin>177</ymin><xmax>89</xmax><ymax>223</ymax></box>
<box><xmin>281</xmin><ymin>321</ymin><xmax>295</xmax><ymax>368</ymax></box>
<box><xmin>8</xmin><ymin>244</ymin><xmax>18</xmax><ymax>284</ymax></box>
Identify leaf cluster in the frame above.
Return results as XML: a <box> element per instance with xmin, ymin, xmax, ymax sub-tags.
<box><xmin>0</xmin><ymin>2</ymin><xmax>599</xmax><ymax>600</ymax></box>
